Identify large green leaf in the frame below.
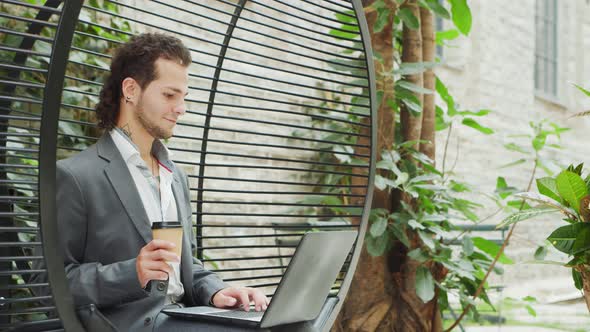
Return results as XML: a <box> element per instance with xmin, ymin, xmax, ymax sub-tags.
<box><xmin>534</xmin><ymin>246</ymin><xmax>548</xmax><ymax>260</ymax></box>
<box><xmin>398</xmin><ymin>7</ymin><xmax>420</xmax><ymax>30</ymax></box>
<box><xmin>435</xmin><ymin>76</ymin><xmax>456</xmax><ymax>115</ymax></box>
<box><xmin>532</xmin><ymin>133</ymin><xmax>547</xmax><ymax>151</ymax></box>
<box><xmin>418</xmin><ymin>230</ymin><xmax>435</xmax><ymax>250</ymax></box>
<box><xmin>401</xmin><ymin>96</ymin><xmax>423</xmax><ymax>114</ymax></box>
<box><xmin>512</xmin><ymin>192</ymin><xmax>573</xmax><ymax>215</ymax></box>
<box><xmin>415</xmin><ymin>266</ymin><xmax>435</xmax><ymax>302</ymax></box>
<box><xmin>434</xmin><ymin>105</ymin><xmax>451</xmax><ymax>131</ymax></box>
<box><xmin>391</xmin><ymin>222</ymin><xmax>410</xmax><ymax>248</ymax></box>
<box><xmin>395</xmin><ymin>62</ymin><xmax>438</xmax><ymax>75</ymax></box>
<box><xmin>370</xmin><ymin>216</ymin><xmax>388</xmax><ymax>237</ymax></box>
<box><xmin>556</xmin><ymin>171</ymin><xmax>588</xmax><ymax>213</ymax></box>
<box><xmin>498</xmin><ymin>158</ymin><xmax>527</xmax><ymax>169</ymax></box>
<box><xmin>441</xmin><ymin>259</ymin><xmax>475</xmax><ymax>280</ymax></box>
<box><xmin>461</xmin><ymin>118</ymin><xmax>494</xmax><ymax>135</ymax></box>
<box><xmin>423</xmin><ymin>0</ymin><xmax>450</xmax><ymax>19</ymax></box>
<box><xmin>334</xmin><ymin>11</ymin><xmax>358</xmax><ymax>24</ymax></box>
<box><xmin>536</xmin><ymin>177</ymin><xmax>562</xmax><ymax>203</ymax></box>
<box><xmin>504</xmin><ymin>142</ymin><xmax>529</xmax><ymax>154</ymax></box>
<box><xmin>573</xmin><ymin>83</ymin><xmax>590</xmax><ymax>98</ymax></box>
<box><xmin>522</xmin><ymin>259</ymin><xmax>567</xmax><ymax>266</ymax></box>
<box><xmin>472</xmin><ymin>237</ymin><xmax>513</xmax><ymax>264</ymax></box>
<box><xmin>457</xmin><ymin>109</ymin><xmax>492</xmax><ymax>117</ymax></box>
<box><xmin>408</xmin><ymin>248</ymin><xmax>429</xmax><ymax>263</ymax></box>
<box><xmin>573</xmin><ymin>269</ymin><xmax>583</xmax><ymax>290</ymax></box>
<box><xmin>497</xmin><ymin>206</ymin><xmax>560</xmax><ymax>229</ymax></box>
<box><xmin>449</xmin><ymin>0</ymin><xmax>472</xmax><ymax>35</ymax></box>
<box><xmin>374</xmin><ymin>7</ymin><xmax>391</xmax><ymax>33</ymax></box>
<box><xmin>572</xmin><ymin>225</ymin><xmax>590</xmax><ymax>254</ymax></box>
<box><xmin>366</xmin><ymin>231</ymin><xmax>389</xmax><ymax>256</ymax></box>
<box><xmin>397</xmin><ymin>80</ymin><xmax>434</xmax><ymax>94</ymax></box>
<box><xmin>434</xmin><ymin>29</ymin><xmax>458</xmax><ymax>46</ymax></box>
<box><xmin>495</xmin><ymin>177</ymin><xmax>518</xmax><ymax>199</ymax></box>
<box><xmin>329</xmin><ymin>29</ymin><xmax>358</xmax><ymax>40</ymax></box>
<box><xmin>374</xmin><ymin>174</ymin><xmax>388</xmax><ymax>190</ymax></box>
<box><xmin>462</xmin><ymin>236</ymin><xmax>474</xmax><ymax>256</ymax></box>
<box><xmin>547</xmin><ymin>223</ymin><xmax>590</xmax><ymax>254</ymax></box>
<box><xmin>525</xmin><ymin>304</ymin><xmax>537</xmax><ymax>317</ymax></box>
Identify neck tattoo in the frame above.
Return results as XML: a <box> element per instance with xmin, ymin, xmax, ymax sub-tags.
<box><xmin>120</xmin><ymin>124</ymin><xmax>132</xmax><ymax>139</ymax></box>
<box><xmin>151</xmin><ymin>154</ymin><xmax>160</xmax><ymax>182</ymax></box>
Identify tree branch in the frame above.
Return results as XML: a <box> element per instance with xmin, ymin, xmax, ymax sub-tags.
<box><xmin>441</xmin><ymin>122</ymin><xmax>453</xmax><ymax>174</ymax></box>
<box><xmin>444</xmin><ymin>159</ymin><xmax>538</xmax><ymax>332</ymax></box>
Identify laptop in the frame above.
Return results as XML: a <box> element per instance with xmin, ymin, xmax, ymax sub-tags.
<box><xmin>162</xmin><ymin>230</ymin><xmax>358</xmax><ymax>328</ymax></box>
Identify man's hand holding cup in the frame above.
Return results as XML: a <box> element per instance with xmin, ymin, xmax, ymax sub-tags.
<box><xmin>136</xmin><ymin>221</ymin><xmax>183</xmax><ymax>288</ymax></box>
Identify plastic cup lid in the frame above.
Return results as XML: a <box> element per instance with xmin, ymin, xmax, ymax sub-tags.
<box><xmin>151</xmin><ymin>221</ymin><xmax>182</xmax><ymax>229</ymax></box>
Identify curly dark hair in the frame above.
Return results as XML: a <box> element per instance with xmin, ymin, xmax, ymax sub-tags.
<box><xmin>95</xmin><ymin>33</ymin><xmax>191</xmax><ymax>130</ymax></box>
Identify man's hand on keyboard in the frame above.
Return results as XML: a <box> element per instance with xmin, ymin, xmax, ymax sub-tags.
<box><xmin>212</xmin><ymin>287</ymin><xmax>270</xmax><ymax>312</ymax></box>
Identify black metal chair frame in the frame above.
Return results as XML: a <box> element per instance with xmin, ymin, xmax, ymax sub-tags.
<box><xmin>0</xmin><ymin>1</ymin><xmax>377</xmax><ymax>331</ymax></box>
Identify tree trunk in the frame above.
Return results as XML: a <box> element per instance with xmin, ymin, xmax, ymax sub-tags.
<box><xmin>334</xmin><ymin>2</ymin><xmax>442</xmax><ymax>331</ymax></box>
<box><xmin>419</xmin><ymin>7</ymin><xmax>436</xmax><ymax>163</ymax></box>
<box><xmin>333</xmin><ymin>1</ymin><xmax>397</xmax><ymax>331</ymax></box>
<box><xmin>400</xmin><ymin>0</ymin><xmax>424</xmax><ymax>152</ymax></box>
<box><xmin>417</xmin><ymin>9</ymin><xmax>444</xmax><ymax>330</ymax></box>
<box><xmin>393</xmin><ymin>4</ymin><xmax>445</xmax><ymax>331</ymax></box>
<box><xmin>396</xmin><ymin>1</ymin><xmax>426</xmax><ymax>326</ymax></box>
<box><xmin>579</xmin><ymin>267</ymin><xmax>590</xmax><ymax>313</ymax></box>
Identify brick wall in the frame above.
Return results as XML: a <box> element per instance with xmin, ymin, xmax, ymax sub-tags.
<box><xmin>435</xmin><ymin>0</ymin><xmax>590</xmax><ymax>301</ymax></box>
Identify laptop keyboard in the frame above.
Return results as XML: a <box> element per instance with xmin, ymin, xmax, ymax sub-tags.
<box><xmin>208</xmin><ymin>310</ymin><xmax>264</xmax><ymax>320</ymax></box>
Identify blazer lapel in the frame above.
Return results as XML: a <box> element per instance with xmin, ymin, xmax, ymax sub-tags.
<box><xmin>98</xmin><ymin>134</ymin><xmax>152</xmax><ymax>244</ymax></box>
<box><xmin>172</xmin><ymin>171</ymin><xmax>197</xmax><ymax>305</ymax></box>
<box><xmin>171</xmin><ymin>173</ymin><xmax>185</xmax><ymax>222</ymax></box>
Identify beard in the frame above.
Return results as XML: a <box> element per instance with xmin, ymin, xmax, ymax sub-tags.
<box><xmin>135</xmin><ymin>99</ymin><xmax>173</xmax><ymax>139</ymax></box>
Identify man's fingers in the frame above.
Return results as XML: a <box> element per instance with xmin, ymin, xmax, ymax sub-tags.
<box><xmin>213</xmin><ymin>288</ymin><xmax>266</xmax><ymax>311</ymax></box>
<box><xmin>237</xmin><ymin>289</ymin><xmax>250</xmax><ymax>311</ymax></box>
<box><xmin>145</xmin><ymin>239</ymin><xmax>176</xmax><ymax>252</ymax></box>
<box><xmin>211</xmin><ymin>290</ymin><xmax>238</xmax><ymax>308</ymax></box>
<box><xmin>141</xmin><ymin>261</ymin><xmax>173</xmax><ymax>275</ymax></box>
<box><xmin>146</xmin><ymin>249</ymin><xmax>180</xmax><ymax>262</ymax></box>
<box><xmin>221</xmin><ymin>288</ymin><xmax>251</xmax><ymax>311</ymax></box>
<box><xmin>144</xmin><ymin>270</ymin><xmax>168</xmax><ymax>281</ymax></box>
<box><xmin>139</xmin><ymin>270</ymin><xmax>168</xmax><ymax>288</ymax></box>
<box><xmin>249</xmin><ymin>289</ymin><xmax>269</xmax><ymax>311</ymax></box>
<box><xmin>137</xmin><ymin>240</ymin><xmax>177</xmax><ymax>288</ymax></box>
<box><xmin>224</xmin><ymin>295</ymin><xmax>238</xmax><ymax>307</ymax></box>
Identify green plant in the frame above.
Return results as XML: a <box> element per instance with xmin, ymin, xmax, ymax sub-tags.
<box><xmin>499</xmin><ymin>162</ymin><xmax>590</xmax><ymax>311</ymax></box>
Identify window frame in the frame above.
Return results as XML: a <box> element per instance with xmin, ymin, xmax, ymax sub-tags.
<box><xmin>534</xmin><ymin>0</ymin><xmax>559</xmax><ymax>98</ymax></box>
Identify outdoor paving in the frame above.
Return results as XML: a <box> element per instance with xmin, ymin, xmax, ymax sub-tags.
<box><xmin>466</xmin><ymin>327</ymin><xmax>570</xmax><ymax>332</ymax></box>
<box><xmin>460</xmin><ymin>300</ymin><xmax>590</xmax><ymax>332</ymax></box>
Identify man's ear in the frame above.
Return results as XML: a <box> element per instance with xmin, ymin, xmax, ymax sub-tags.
<box><xmin>121</xmin><ymin>77</ymin><xmax>139</xmax><ymax>104</ymax></box>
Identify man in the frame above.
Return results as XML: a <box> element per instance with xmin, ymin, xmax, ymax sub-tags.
<box><xmin>35</xmin><ymin>33</ymin><xmax>268</xmax><ymax>331</ymax></box>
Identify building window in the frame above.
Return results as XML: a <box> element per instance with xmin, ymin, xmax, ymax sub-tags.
<box><xmin>535</xmin><ymin>0</ymin><xmax>558</xmax><ymax>97</ymax></box>
<box><xmin>435</xmin><ymin>13</ymin><xmax>444</xmax><ymax>59</ymax></box>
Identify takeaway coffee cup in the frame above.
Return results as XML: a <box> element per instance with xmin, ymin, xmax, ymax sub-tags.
<box><xmin>151</xmin><ymin>221</ymin><xmax>183</xmax><ymax>259</ymax></box>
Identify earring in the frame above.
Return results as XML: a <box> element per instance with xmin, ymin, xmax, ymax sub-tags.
<box><xmin>125</xmin><ymin>96</ymin><xmax>131</xmax><ymax>104</ymax></box>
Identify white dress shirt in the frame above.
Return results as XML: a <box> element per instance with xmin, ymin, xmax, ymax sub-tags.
<box><xmin>110</xmin><ymin>128</ymin><xmax>184</xmax><ymax>304</ymax></box>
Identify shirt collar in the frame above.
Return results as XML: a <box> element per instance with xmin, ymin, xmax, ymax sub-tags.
<box><xmin>110</xmin><ymin>128</ymin><xmax>175</xmax><ymax>173</ymax></box>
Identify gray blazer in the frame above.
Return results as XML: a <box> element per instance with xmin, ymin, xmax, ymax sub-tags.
<box><xmin>33</xmin><ymin>134</ymin><xmax>227</xmax><ymax>331</ymax></box>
